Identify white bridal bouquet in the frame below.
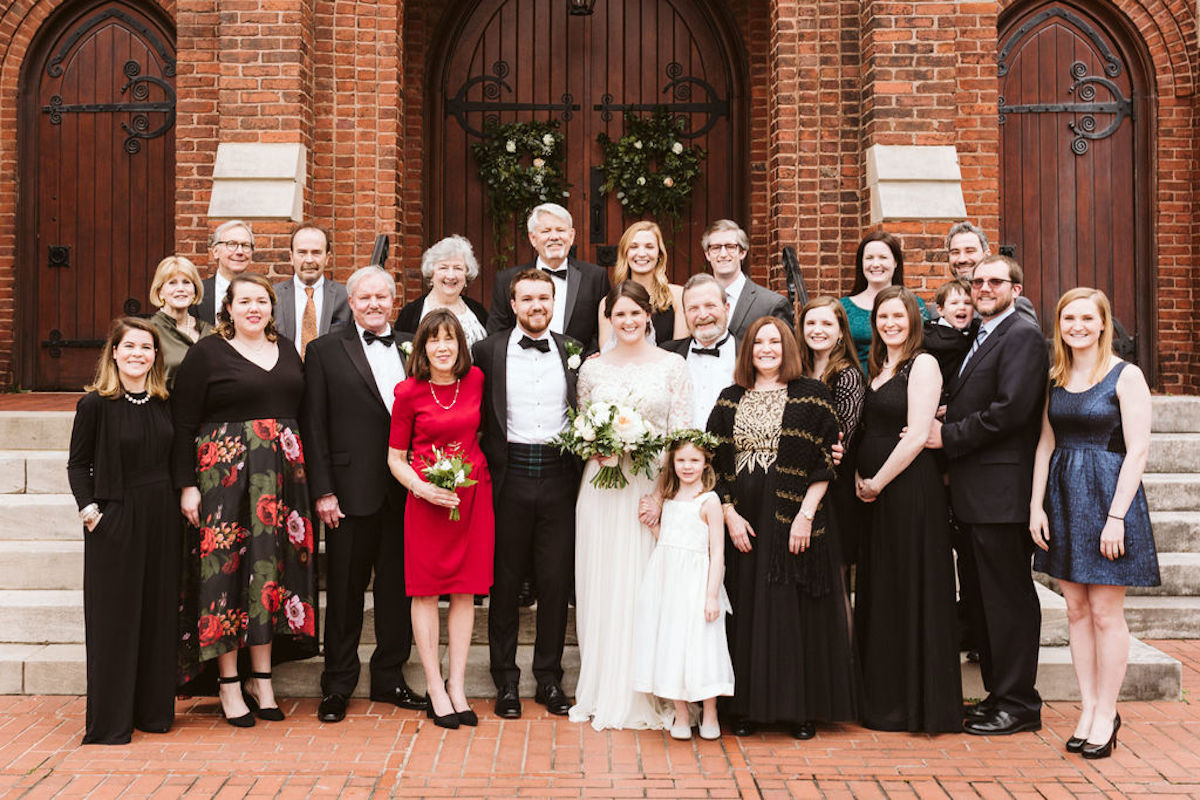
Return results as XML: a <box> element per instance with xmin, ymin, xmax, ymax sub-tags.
<box><xmin>419</xmin><ymin>443</ymin><xmax>477</xmax><ymax>521</ymax></box>
<box><xmin>552</xmin><ymin>401</ymin><xmax>663</xmax><ymax>489</ymax></box>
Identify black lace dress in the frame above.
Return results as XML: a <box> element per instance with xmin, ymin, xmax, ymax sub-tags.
<box><xmin>827</xmin><ymin>366</ymin><xmax>865</xmax><ymax>566</ymax></box>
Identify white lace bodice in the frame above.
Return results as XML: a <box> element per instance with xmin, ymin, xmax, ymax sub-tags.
<box><xmin>577</xmin><ymin>352</ymin><xmax>694</xmax><ymax>435</ymax></box>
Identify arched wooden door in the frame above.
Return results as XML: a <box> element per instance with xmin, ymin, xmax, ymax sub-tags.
<box><xmin>429</xmin><ymin>0</ymin><xmax>745</xmax><ymax>304</ymax></box>
<box><xmin>998</xmin><ymin>1</ymin><xmax>1154</xmax><ymax>378</ymax></box>
<box><xmin>18</xmin><ymin>0</ymin><xmax>176</xmax><ymax>390</ymax></box>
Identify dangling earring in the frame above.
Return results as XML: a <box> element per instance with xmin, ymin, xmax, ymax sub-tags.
<box><xmin>836</xmin><ymin>337</ymin><xmax>843</xmax><ymax>346</ymax></box>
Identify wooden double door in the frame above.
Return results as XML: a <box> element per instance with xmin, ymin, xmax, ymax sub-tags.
<box><xmin>429</xmin><ymin>0</ymin><xmax>746</xmax><ymax>305</ymax></box>
<box><xmin>18</xmin><ymin>0</ymin><xmax>176</xmax><ymax>390</ymax></box>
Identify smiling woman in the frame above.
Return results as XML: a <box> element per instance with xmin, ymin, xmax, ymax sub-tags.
<box><xmin>395</xmin><ymin>235</ymin><xmax>490</xmax><ymax>346</ymax></box>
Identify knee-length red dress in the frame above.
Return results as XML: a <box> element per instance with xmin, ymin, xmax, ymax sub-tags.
<box><xmin>389</xmin><ymin>366</ymin><xmax>494</xmax><ymax>596</ymax></box>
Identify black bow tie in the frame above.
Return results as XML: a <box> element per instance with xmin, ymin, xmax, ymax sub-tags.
<box><xmin>541</xmin><ymin>266</ymin><xmax>568</xmax><ymax>280</ymax></box>
<box><xmin>691</xmin><ymin>335</ymin><xmax>729</xmax><ymax>357</ymax></box>
<box><xmin>362</xmin><ymin>330</ymin><xmax>394</xmax><ymax>347</ymax></box>
<box><xmin>519</xmin><ymin>335</ymin><xmax>551</xmax><ymax>353</ymax></box>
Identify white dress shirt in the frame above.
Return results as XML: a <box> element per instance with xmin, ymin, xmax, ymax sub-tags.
<box><xmin>685</xmin><ymin>332</ymin><xmax>736</xmax><ymax>427</ymax></box>
<box><xmin>722</xmin><ymin>271</ymin><xmax>748</xmax><ymax>314</ymax></box>
<box><xmin>289</xmin><ymin>275</ymin><xmax>326</xmax><ymax>353</ymax></box>
<box><xmin>536</xmin><ymin>256</ymin><xmax>568</xmax><ymax>335</ymax></box>
<box><xmin>214</xmin><ymin>272</ymin><xmax>230</xmax><ymax>322</ymax></box>
<box><xmin>506</xmin><ymin>327</ymin><xmax>568</xmax><ymax>444</ymax></box>
<box><xmin>356</xmin><ymin>322</ymin><xmax>406</xmax><ymax>408</ymax></box>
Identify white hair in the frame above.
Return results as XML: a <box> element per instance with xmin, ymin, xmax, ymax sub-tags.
<box><xmin>420</xmin><ymin>235</ymin><xmax>480</xmax><ymax>282</ymax></box>
<box><xmin>345</xmin><ymin>265</ymin><xmax>396</xmax><ymax>297</ymax></box>
<box><xmin>526</xmin><ymin>203</ymin><xmax>573</xmax><ymax>233</ymax></box>
<box><xmin>208</xmin><ymin>219</ymin><xmax>254</xmax><ymax>249</ymax></box>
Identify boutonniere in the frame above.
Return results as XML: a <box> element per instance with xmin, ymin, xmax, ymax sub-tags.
<box><xmin>399</xmin><ymin>341</ymin><xmax>413</xmax><ymax>358</ymax></box>
<box><xmin>564</xmin><ymin>340</ymin><xmax>583</xmax><ymax>370</ymax></box>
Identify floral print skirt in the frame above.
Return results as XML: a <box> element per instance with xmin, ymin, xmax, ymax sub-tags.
<box><xmin>177</xmin><ymin>417</ymin><xmax>318</xmax><ymax>690</ymax></box>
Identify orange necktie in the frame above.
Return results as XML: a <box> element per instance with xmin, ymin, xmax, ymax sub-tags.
<box><xmin>301</xmin><ymin>286</ymin><xmax>317</xmax><ymax>358</ymax></box>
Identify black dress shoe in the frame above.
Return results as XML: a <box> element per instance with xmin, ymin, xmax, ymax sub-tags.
<box><xmin>535</xmin><ymin>682</ymin><xmax>571</xmax><ymax>715</ymax></box>
<box><xmin>791</xmin><ymin>721</ymin><xmax>816</xmax><ymax>740</ymax></box>
<box><xmin>318</xmin><ymin>693</ymin><xmax>348</xmax><ymax>723</ymax></box>
<box><xmin>966</xmin><ymin>649</ymin><xmax>981</xmax><ymax>663</ymax></box>
<box><xmin>425</xmin><ymin>697</ymin><xmax>460</xmax><ymax>730</ymax></box>
<box><xmin>962</xmin><ymin>699</ymin><xmax>996</xmax><ymax>720</ymax></box>
<box><xmin>370</xmin><ymin>683</ymin><xmax>430</xmax><ymax>711</ymax></box>
<box><xmin>731</xmin><ymin>719</ymin><xmax>757</xmax><ymax>736</ymax></box>
<box><xmin>518</xmin><ymin>579</ymin><xmax>537</xmax><ymax>608</ymax></box>
<box><xmin>495</xmin><ymin>684</ymin><xmax>522</xmax><ymax>718</ymax></box>
<box><xmin>963</xmin><ymin>709</ymin><xmax>1042</xmax><ymax>736</ymax></box>
<box><xmin>216</xmin><ymin>675</ymin><xmax>255</xmax><ymax>728</ymax></box>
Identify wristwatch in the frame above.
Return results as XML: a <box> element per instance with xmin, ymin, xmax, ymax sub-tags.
<box><xmin>798</xmin><ymin>507</ymin><xmax>815</xmax><ymax>521</ymax></box>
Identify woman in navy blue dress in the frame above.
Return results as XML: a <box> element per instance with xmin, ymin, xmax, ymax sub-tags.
<box><xmin>1030</xmin><ymin>288</ymin><xmax>1159</xmax><ymax>760</ymax></box>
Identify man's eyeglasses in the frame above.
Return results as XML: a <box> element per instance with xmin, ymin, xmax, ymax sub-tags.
<box><xmin>706</xmin><ymin>243</ymin><xmax>743</xmax><ymax>254</ymax></box>
<box><xmin>969</xmin><ymin>277</ymin><xmax>1013</xmax><ymax>289</ymax></box>
<box><xmin>216</xmin><ymin>240</ymin><xmax>255</xmax><ymax>253</ymax></box>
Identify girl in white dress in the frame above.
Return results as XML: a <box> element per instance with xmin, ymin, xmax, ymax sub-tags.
<box><xmin>633</xmin><ymin>434</ymin><xmax>734</xmax><ymax>740</ymax></box>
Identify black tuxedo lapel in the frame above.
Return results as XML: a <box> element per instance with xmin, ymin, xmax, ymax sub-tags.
<box><xmin>949</xmin><ymin>312</ymin><xmax>1018</xmax><ymax>400</ymax></box>
<box><xmin>490</xmin><ymin>335</ymin><xmax>510</xmax><ymax>440</ymax></box>
<box><xmin>551</xmin><ymin>332</ymin><xmax>578</xmax><ymax>408</ymax></box>
<box><xmin>563</xmin><ymin>260</ymin><xmax>582</xmax><ymax>331</ymax></box>
<box><xmin>339</xmin><ymin>327</ymin><xmax>389</xmax><ymax>412</ymax></box>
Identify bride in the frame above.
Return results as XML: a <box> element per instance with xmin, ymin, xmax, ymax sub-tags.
<box><xmin>569</xmin><ymin>281</ymin><xmax>694</xmax><ymax>730</ymax></box>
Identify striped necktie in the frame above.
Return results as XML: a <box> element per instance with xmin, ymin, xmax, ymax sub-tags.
<box><xmin>959</xmin><ymin>327</ymin><xmax>988</xmax><ymax>376</ymax></box>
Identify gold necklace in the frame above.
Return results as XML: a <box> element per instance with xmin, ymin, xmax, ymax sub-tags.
<box><xmin>429</xmin><ymin>379</ymin><xmax>460</xmax><ymax>410</ymax></box>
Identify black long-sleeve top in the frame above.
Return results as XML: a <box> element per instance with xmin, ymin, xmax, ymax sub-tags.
<box><xmin>67</xmin><ymin>391</ymin><xmax>174</xmax><ymax>510</ymax></box>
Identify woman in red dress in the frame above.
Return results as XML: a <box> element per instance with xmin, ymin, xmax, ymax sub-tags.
<box><xmin>388</xmin><ymin>308</ymin><xmax>494</xmax><ymax>729</ymax></box>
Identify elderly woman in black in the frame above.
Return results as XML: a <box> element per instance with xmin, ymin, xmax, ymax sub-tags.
<box><xmin>395</xmin><ymin>234</ymin><xmax>489</xmax><ymax>346</ymax></box>
<box><xmin>67</xmin><ymin>317</ymin><xmax>180</xmax><ymax>744</ymax></box>
<box><xmin>709</xmin><ymin>316</ymin><xmax>856</xmax><ymax>739</ymax></box>
<box><xmin>172</xmin><ymin>273</ymin><xmax>317</xmax><ymax>727</ymax></box>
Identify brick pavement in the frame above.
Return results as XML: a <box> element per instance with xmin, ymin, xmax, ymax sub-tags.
<box><xmin>1</xmin><ymin>640</ymin><xmax>1197</xmax><ymax>799</ymax></box>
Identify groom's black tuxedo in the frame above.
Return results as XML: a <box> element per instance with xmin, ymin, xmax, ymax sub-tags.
<box><xmin>302</xmin><ymin>324</ymin><xmax>415</xmax><ymax>698</ymax></box>
<box><xmin>486</xmin><ymin>258</ymin><xmax>609</xmax><ymax>354</ymax></box>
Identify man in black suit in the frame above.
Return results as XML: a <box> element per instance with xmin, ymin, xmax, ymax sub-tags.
<box><xmin>474</xmin><ymin>268</ymin><xmax>581</xmax><ymax>719</ymax></box>
<box><xmin>302</xmin><ymin>265</ymin><xmax>427</xmax><ymax>722</ymax></box>
<box><xmin>197</xmin><ymin>219</ymin><xmax>255</xmax><ymax>325</ymax></box>
<box><xmin>660</xmin><ymin>273</ymin><xmax>736</xmax><ymax>428</ymax></box>
<box><xmin>486</xmin><ymin>203</ymin><xmax>609</xmax><ymax>353</ymax></box>
<box><xmin>701</xmin><ymin>219</ymin><xmax>793</xmax><ymax>343</ymax></box>
<box><xmin>928</xmin><ymin>254</ymin><xmax>1047</xmax><ymax>735</ymax></box>
<box><xmin>274</xmin><ymin>224</ymin><xmax>350</xmax><ymax>358</ymax></box>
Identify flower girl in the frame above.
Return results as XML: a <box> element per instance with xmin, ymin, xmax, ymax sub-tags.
<box><xmin>632</xmin><ymin>432</ymin><xmax>735</xmax><ymax>740</ymax></box>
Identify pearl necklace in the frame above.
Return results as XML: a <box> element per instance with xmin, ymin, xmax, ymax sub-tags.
<box><xmin>124</xmin><ymin>391</ymin><xmax>151</xmax><ymax>405</ymax></box>
<box><xmin>428</xmin><ymin>379</ymin><xmax>460</xmax><ymax>410</ymax></box>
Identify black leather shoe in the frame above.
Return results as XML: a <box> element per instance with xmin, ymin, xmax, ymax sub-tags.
<box><xmin>535</xmin><ymin>682</ymin><xmax>571</xmax><ymax>715</ymax></box>
<box><xmin>371</xmin><ymin>682</ymin><xmax>430</xmax><ymax>711</ymax></box>
<box><xmin>518</xmin><ymin>579</ymin><xmax>537</xmax><ymax>608</ymax></box>
<box><xmin>731</xmin><ymin>719</ymin><xmax>757</xmax><ymax>736</ymax></box>
<box><xmin>318</xmin><ymin>693</ymin><xmax>348</xmax><ymax>723</ymax></box>
<box><xmin>966</xmin><ymin>649</ymin><xmax>981</xmax><ymax>663</ymax></box>
<box><xmin>495</xmin><ymin>684</ymin><xmax>522</xmax><ymax>719</ymax></box>
<box><xmin>962</xmin><ymin>699</ymin><xmax>996</xmax><ymax>720</ymax></box>
<box><xmin>425</xmin><ymin>697</ymin><xmax>460</xmax><ymax>730</ymax></box>
<box><xmin>1065</xmin><ymin>735</ymin><xmax>1087</xmax><ymax>753</ymax></box>
<box><xmin>791</xmin><ymin>721</ymin><xmax>816</xmax><ymax>740</ymax></box>
<box><xmin>963</xmin><ymin>709</ymin><xmax>1042</xmax><ymax>736</ymax></box>
<box><xmin>1080</xmin><ymin>713</ymin><xmax>1120</xmax><ymax>759</ymax></box>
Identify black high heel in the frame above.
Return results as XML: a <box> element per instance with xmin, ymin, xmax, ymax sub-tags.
<box><xmin>425</xmin><ymin>694</ymin><xmax>460</xmax><ymax>729</ymax></box>
<box><xmin>217</xmin><ymin>675</ymin><xmax>255</xmax><ymax>728</ymax></box>
<box><xmin>446</xmin><ymin>680</ymin><xmax>477</xmax><ymax>727</ymax></box>
<box><xmin>1065</xmin><ymin>735</ymin><xmax>1086</xmax><ymax>753</ymax></box>
<box><xmin>1081</xmin><ymin>713</ymin><xmax>1121</xmax><ymax>759</ymax></box>
<box><xmin>242</xmin><ymin>671</ymin><xmax>285</xmax><ymax>721</ymax></box>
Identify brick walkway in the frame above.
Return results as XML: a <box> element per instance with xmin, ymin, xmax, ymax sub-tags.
<box><xmin>1</xmin><ymin>640</ymin><xmax>1197</xmax><ymax>799</ymax></box>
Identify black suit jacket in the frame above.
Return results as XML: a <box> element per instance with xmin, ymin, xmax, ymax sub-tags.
<box><xmin>659</xmin><ymin>337</ymin><xmax>692</xmax><ymax>357</ymax></box>
<box><xmin>942</xmin><ymin>311</ymin><xmax>1048</xmax><ymax>524</ymax></box>
<box><xmin>471</xmin><ymin>328</ymin><xmax>582</xmax><ymax>494</ymax></box>
<box><xmin>487</xmin><ymin>258</ymin><xmax>610</xmax><ymax>353</ymax></box>
<box><xmin>395</xmin><ymin>292</ymin><xmax>489</xmax><ymax>335</ymax></box>
<box><xmin>273</xmin><ymin>278</ymin><xmax>350</xmax><ymax>343</ymax></box>
<box><xmin>196</xmin><ymin>276</ymin><xmax>218</xmax><ymax>325</ymax></box>
<box><xmin>301</xmin><ymin>324</ymin><xmax>413</xmax><ymax>517</ymax></box>
<box><xmin>728</xmin><ymin>276</ymin><xmax>794</xmax><ymax>343</ymax></box>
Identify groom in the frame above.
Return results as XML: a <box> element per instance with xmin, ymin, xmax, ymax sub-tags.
<box><xmin>473</xmin><ymin>268</ymin><xmax>582</xmax><ymax>718</ymax></box>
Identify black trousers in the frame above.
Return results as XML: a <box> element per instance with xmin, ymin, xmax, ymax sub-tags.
<box><xmin>958</xmin><ymin>521</ymin><xmax>1043</xmax><ymax>716</ymax></box>
<box><xmin>951</xmin><ymin>512</ymin><xmax>982</xmax><ymax>649</ymax></box>
<box><xmin>320</xmin><ymin>493</ymin><xmax>412</xmax><ymax>697</ymax></box>
<box><xmin>82</xmin><ymin>484</ymin><xmax>180</xmax><ymax>745</ymax></box>
<box><xmin>488</xmin><ymin>468</ymin><xmax>576</xmax><ymax>689</ymax></box>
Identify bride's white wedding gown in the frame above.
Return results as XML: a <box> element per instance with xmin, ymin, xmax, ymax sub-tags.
<box><xmin>568</xmin><ymin>353</ymin><xmax>693</xmax><ymax>730</ymax></box>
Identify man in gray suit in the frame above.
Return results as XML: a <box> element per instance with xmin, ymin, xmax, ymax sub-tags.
<box><xmin>945</xmin><ymin>221</ymin><xmax>1037</xmax><ymax>326</ymax></box>
<box><xmin>702</xmin><ymin>219</ymin><xmax>793</xmax><ymax>343</ymax></box>
<box><xmin>274</xmin><ymin>223</ymin><xmax>350</xmax><ymax>357</ymax></box>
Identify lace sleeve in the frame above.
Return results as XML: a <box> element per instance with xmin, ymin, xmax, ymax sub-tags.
<box><xmin>832</xmin><ymin>366</ymin><xmax>866</xmax><ymax>443</ymax></box>
<box><xmin>664</xmin><ymin>354</ymin><xmax>694</xmax><ymax>433</ymax></box>
<box><xmin>577</xmin><ymin>359</ymin><xmax>597</xmax><ymax>407</ymax></box>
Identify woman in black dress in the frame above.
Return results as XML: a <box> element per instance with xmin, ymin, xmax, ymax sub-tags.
<box><xmin>853</xmin><ymin>286</ymin><xmax>962</xmax><ymax>732</ymax></box>
<box><xmin>67</xmin><ymin>317</ymin><xmax>180</xmax><ymax>744</ymax></box>
<box><xmin>173</xmin><ymin>274</ymin><xmax>317</xmax><ymax>727</ymax></box>
<box><xmin>394</xmin><ymin>235</ymin><xmax>489</xmax><ymax>346</ymax></box>
<box><xmin>709</xmin><ymin>316</ymin><xmax>856</xmax><ymax>739</ymax></box>
<box><xmin>597</xmin><ymin>221</ymin><xmax>686</xmax><ymax>345</ymax></box>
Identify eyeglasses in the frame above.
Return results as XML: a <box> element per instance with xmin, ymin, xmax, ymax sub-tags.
<box><xmin>216</xmin><ymin>240</ymin><xmax>255</xmax><ymax>253</ymax></box>
<box><xmin>969</xmin><ymin>277</ymin><xmax>1013</xmax><ymax>289</ymax></box>
<box><xmin>706</xmin><ymin>243</ymin><xmax>743</xmax><ymax>254</ymax></box>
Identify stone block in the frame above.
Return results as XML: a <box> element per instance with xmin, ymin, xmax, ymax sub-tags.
<box><xmin>0</xmin><ymin>590</ymin><xmax>84</xmax><ymax>643</ymax></box>
<box><xmin>1144</xmin><ymin>474</ymin><xmax>1200</xmax><ymax>511</ymax></box>
<box><xmin>207</xmin><ymin>142</ymin><xmax>306</xmax><ymax>221</ymax></box>
<box><xmin>0</xmin><ymin>412</ymin><xmax>74</xmax><ymax>451</ymax></box>
<box><xmin>24</xmin><ymin>452</ymin><xmax>69</xmax><ymax>494</ymax></box>
<box><xmin>1151</xmin><ymin>397</ymin><xmax>1200</xmax><ymax>433</ymax></box>
<box><xmin>0</xmin><ymin>495</ymin><xmax>83</xmax><ymax>540</ymax></box>
<box><xmin>0</xmin><ymin>541</ymin><xmax>83</xmax><ymax>589</ymax></box>
<box><xmin>865</xmin><ymin>144</ymin><xmax>967</xmax><ymax>224</ymax></box>
<box><xmin>24</xmin><ymin>645</ymin><xmax>86</xmax><ymax>695</ymax></box>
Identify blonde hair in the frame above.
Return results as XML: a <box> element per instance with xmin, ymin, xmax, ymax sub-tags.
<box><xmin>613</xmin><ymin>221</ymin><xmax>673</xmax><ymax>312</ymax></box>
<box><xmin>86</xmin><ymin>317</ymin><xmax>169</xmax><ymax>400</ymax></box>
<box><xmin>149</xmin><ymin>256</ymin><xmax>204</xmax><ymax>308</ymax></box>
<box><xmin>1050</xmin><ymin>287</ymin><xmax>1115</xmax><ymax>388</ymax></box>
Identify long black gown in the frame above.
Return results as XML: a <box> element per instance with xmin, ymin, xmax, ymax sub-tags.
<box><xmin>854</xmin><ymin>358</ymin><xmax>962</xmax><ymax>732</ymax></box>
<box><xmin>67</xmin><ymin>391</ymin><xmax>181</xmax><ymax>745</ymax></box>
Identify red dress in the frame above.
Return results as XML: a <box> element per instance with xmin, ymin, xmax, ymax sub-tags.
<box><xmin>388</xmin><ymin>366</ymin><xmax>494</xmax><ymax>596</ymax></box>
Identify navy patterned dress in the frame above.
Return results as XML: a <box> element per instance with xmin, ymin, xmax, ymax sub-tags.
<box><xmin>1033</xmin><ymin>362</ymin><xmax>1160</xmax><ymax>587</ymax></box>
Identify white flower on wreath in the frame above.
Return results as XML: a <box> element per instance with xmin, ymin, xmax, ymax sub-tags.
<box><xmin>505</xmin><ymin>139</ymin><xmax>517</xmax><ymax>153</ymax></box>
<box><xmin>636</xmin><ymin>176</ymin><xmax>646</xmax><ymax>186</ymax></box>
<box><xmin>543</xmin><ymin>133</ymin><xmax>556</xmax><ymax>148</ymax></box>
<box><xmin>663</xmin><ymin>176</ymin><xmax>674</xmax><ymax>187</ymax></box>
<box><xmin>532</xmin><ymin>157</ymin><xmax>545</xmax><ymax>169</ymax></box>
<box><xmin>672</xmin><ymin>141</ymin><xmax>684</xmax><ymax>155</ymax></box>
<box><xmin>633</xmin><ymin>140</ymin><xmax>643</xmax><ymax>150</ymax></box>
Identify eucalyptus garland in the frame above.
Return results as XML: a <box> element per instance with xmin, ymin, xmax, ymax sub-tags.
<box><xmin>473</xmin><ymin>119</ymin><xmax>570</xmax><ymax>266</ymax></box>
<box><xmin>597</xmin><ymin>109</ymin><xmax>706</xmax><ymax>220</ymax></box>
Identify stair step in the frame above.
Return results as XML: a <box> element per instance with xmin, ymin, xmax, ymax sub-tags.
<box><xmin>1128</xmin><ymin>553</ymin><xmax>1200</xmax><ymax>597</ymax></box>
<box><xmin>0</xmin><ymin>495</ymin><xmax>81</xmax><ymax>540</ymax></box>
<box><xmin>1123</xmin><ymin>596</ymin><xmax>1200</xmax><ymax>639</ymax></box>
<box><xmin>1143</xmin><ymin>474</ymin><xmax>1200</xmax><ymax>511</ymax></box>
<box><xmin>0</xmin><ymin>541</ymin><xmax>83</xmax><ymax>589</ymax></box>
<box><xmin>1147</xmin><ymin>433</ymin><xmax>1200</xmax><ymax>474</ymax></box>
<box><xmin>1150</xmin><ymin>396</ymin><xmax>1200</xmax><ymax>434</ymax></box>
<box><xmin>0</xmin><ymin>451</ymin><xmax>70</xmax><ymax>494</ymax></box>
<box><xmin>1151</xmin><ymin>511</ymin><xmax>1200</xmax><ymax>552</ymax></box>
<box><xmin>0</xmin><ymin>411</ymin><xmax>75</xmax><ymax>451</ymax></box>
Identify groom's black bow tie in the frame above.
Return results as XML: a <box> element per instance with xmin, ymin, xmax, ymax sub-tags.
<box><xmin>362</xmin><ymin>330</ymin><xmax>394</xmax><ymax>347</ymax></box>
<box><xmin>541</xmin><ymin>266</ymin><xmax>568</xmax><ymax>280</ymax></box>
<box><xmin>691</xmin><ymin>335</ymin><xmax>730</xmax><ymax>357</ymax></box>
<box><xmin>519</xmin><ymin>335</ymin><xmax>551</xmax><ymax>353</ymax></box>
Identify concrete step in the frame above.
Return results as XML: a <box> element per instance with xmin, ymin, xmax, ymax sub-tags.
<box><xmin>1148</xmin><ymin>433</ymin><xmax>1200</xmax><ymax>474</ymax></box>
<box><xmin>0</xmin><ymin>495</ymin><xmax>81</xmax><ymax>540</ymax></box>
<box><xmin>0</xmin><ymin>451</ymin><xmax>70</xmax><ymax>494</ymax></box>
<box><xmin>1123</xmin><ymin>596</ymin><xmax>1200</xmax><ymax>639</ymax></box>
<box><xmin>1036</xmin><ymin>581</ymin><xmax>1068</xmax><ymax>646</ymax></box>
<box><xmin>0</xmin><ymin>411</ymin><xmax>74</xmax><ymax>451</ymax></box>
<box><xmin>1143</xmin><ymin>473</ymin><xmax>1200</xmax><ymax>511</ymax></box>
<box><xmin>1151</xmin><ymin>396</ymin><xmax>1200</xmax><ymax>433</ymax></box>
<box><xmin>0</xmin><ymin>541</ymin><xmax>83</xmax><ymax>589</ymax></box>
<box><xmin>1151</xmin><ymin>511</ymin><xmax>1200</xmax><ymax>552</ymax></box>
<box><xmin>1128</xmin><ymin>553</ymin><xmax>1200</xmax><ymax>597</ymax></box>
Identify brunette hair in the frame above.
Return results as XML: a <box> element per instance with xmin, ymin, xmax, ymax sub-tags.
<box><xmin>603</xmin><ymin>280</ymin><xmax>655</xmax><ymax>338</ymax></box>
<box><xmin>408</xmin><ymin>308</ymin><xmax>472</xmax><ymax>381</ymax></box>
<box><xmin>657</xmin><ymin>439</ymin><xmax>717</xmax><ymax>500</ymax></box>
<box><xmin>508</xmin><ymin>267</ymin><xmax>556</xmax><ymax>299</ymax></box>
<box><xmin>733</xmin><ymin>316</ymin><xmax>804</xmax><ymax>389</ymax></box>
<box><xmin>149</xmin><ymin>255</ymin><xmax>204</xmax><ymax>308</ymax></box>
<box><xmin>849</xmin><ymin>230</ymin><xmax>906</xmax><ymax>295</ymax></box>
<box><xmin>1050</xmin><ymin>287</ymin><xmax>1115</xmax><ymax>388</ymax></box>
<box><xmin>797</xmin><ymin>296</ymin><xmax>861</xmax><ymax>386</ymax></box>
<box><xmin>613</xmin><ymin>221</ymin><xmax>673</xmax><ymax>312</ymax></box>
<box><xmin>934</xmin><ymin>278</ymin><xmax>971</xmax><ymax>307</ymax></box>
<box><xmin>216</xmin><ymin>273</ymin><xmax>280</xmax><ymax>341</ymax></box>
<box><xmin>289</xmin><ymin>223</ymin><xmax>331</xmax><ymax>252</ymax></box>
<box><xmin>975</xmin><ymin>253</ymin><xmax>1024</xmax><ymax>285</ymax></box>
<box><xmin>86</xmin><ymin>317</ymin><xmax>169</xmax><ymax>400</ymax></box>
<box><xmin>867</xmin><ymin>286</ymin><xmax>924</xmax><ymax>380</ymax></box>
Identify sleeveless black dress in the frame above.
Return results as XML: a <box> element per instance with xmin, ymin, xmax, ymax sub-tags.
<box><xmin>854</xmin><ymin>358</ymin><xmax>963</xmax><ymax>732</ymax></box>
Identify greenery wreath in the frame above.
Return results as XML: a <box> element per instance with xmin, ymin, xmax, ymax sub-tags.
<box><xmin>473</xmin><ymin>118</ymin><xmax>570</xmax><ymax>267</ymax></box>
<box><xmin>597</xmin><ymin>109</ymin><xmax>706</xmax><ymax>221</ymax></box>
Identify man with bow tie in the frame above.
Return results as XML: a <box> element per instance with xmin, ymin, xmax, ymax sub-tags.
<box><xmin>660</xmin><ymin>273</ymin><xmax>737</xmax><ymax>427</ymax></box>
<box><xmin>474</xmin><ymin>268</ymin><xmax>583</xmax><ymax>719</ymax></box>
<box><xmin>487</xmin><ymin>203</ymin><xmax>609</xmax><ymax>353</ymax></box>
<box><xmin>302</xmin><ymin>265</ymin><xmax>427</xmax><ymax>722</ymax></box>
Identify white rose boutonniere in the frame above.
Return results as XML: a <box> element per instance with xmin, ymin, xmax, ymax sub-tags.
<box><xmin>564</xmin><ymin>340</ymin><xmax>583</xmax><ymax>371</ymax></box>
<box><xmin>399</xmin><ymin>341</ymin><xmax>413</xmax><ymax>358</ymax></box>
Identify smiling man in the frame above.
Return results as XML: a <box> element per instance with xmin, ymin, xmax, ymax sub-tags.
<box><xmin>274</xmin><ymin>223</ymin><xmax>350</xmax><ymax>357</ymax></box>
<box><xmin>197</xmin><ymin>219</ymin><xmax>255</xmax><ymax>325</ymax></box>
<box><xmin>661</xmin><ymin>273</ymin><xmax>736</xmax><ymax>427</ymax></box>
<box><xmin>701</xmin><ymin>219</ymin><xmax>793</xmax><ymax>343</ymax></box>
<box><xmin>945</xmin><ymin>221</ymin><xmax>1037</xmax><ymax>326</ymax></box>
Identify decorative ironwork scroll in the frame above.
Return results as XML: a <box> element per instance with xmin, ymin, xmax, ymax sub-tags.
<box><xmin>43</xmin><ymin>59</ymin><xmax>176</xmax><ymax>154</ymax></box>
<box><xmin>998</xmin><ymin>60</ymin><xmax>1132</xmax><ymax>156</ymax></box>
<box><xmin>594</xmin><ymin>62</ymin><xmax>728</xmax><ymax>139</ymax></box>
<box><xmin>46</xmin><ymin>8</ymin><xmax>176</xmax><ymax>79</ymax></box>
<box><xmin>445</xmin><ymin>60</ymin><xmax>580</xmax><ymax>138</ymax></box>
<box><xmin>997</xmin><ymin>7</ymin><xmax>1121</xmax><ymax>78</ymax></box>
